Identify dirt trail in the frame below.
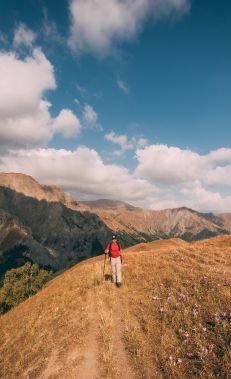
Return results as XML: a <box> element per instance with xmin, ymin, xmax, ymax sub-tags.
<box><xmin>22</xmin><ymin>263</ymin><xmax>136</xmax><ymax>379</ymax></box>
<box><xmin>37</xmin><ymin>349</ymin><xmax>60</xmax><ymax>379</ymax></box>
<box><xmin>75</xmin><ymin>313</ymin><xmax>99</xmax><ymax>379</ymax></box>
<box><xmin>111</xmin><ymin>294</ymin><xmax>136</xmax><ymax>379</ymax></box>
<box><xmin>68</xmin><ymin>282</ymin><xmax>136</xmax><ymax>379</ymax></box>
<box><xmin>36</xmin><ymin>307</ymin><xmax>99</xmax><ymax>379</ymax></box>
<box><xmin>35</xmin><ymin>300</ymin><xmax>99</xmax><ymax>379</ymax></box>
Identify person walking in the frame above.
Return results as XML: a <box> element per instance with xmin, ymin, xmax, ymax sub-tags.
<box><xmin>105</xmin><ymin>235</ymin><xmax>123</xmax><ymax>287</ymax></box>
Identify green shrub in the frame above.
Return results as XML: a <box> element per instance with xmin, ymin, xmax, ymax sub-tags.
<box><xmin>0</xmin><ymin>262</ymin><xmax>52</xmax><ymax>314</ymax></box>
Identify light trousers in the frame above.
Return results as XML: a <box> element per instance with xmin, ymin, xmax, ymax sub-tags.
<box><xmin>111</xmin><ymin>256</ymin><xmax>122</xmax><ymax>283</ymax></box>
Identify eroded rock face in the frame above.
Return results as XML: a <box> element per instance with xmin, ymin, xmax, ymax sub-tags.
<box><xmin>0</xmin><ymin>173</ymin><xmax>230</xmax><ymax>278</ymax></box>
<box><xmin>79</xmin><ymin>201</ymin><xmax>230</xmax><ymax>242</ymax></box>
<box><xmin>0</xmin><ymin>173</ymin><xmax>229</xmax><ymax>242</ymax></box>
<box><xmin>0</xmin><ymin>172</ymin><xmax>74</xmax><ymax>205</ymax></box>
<box><xmin>0</xmin><ymin>187</ymin><xmax>112</xmax><ymax>271</ymax></box>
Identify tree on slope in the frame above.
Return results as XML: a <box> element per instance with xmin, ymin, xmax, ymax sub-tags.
<box><xmin>0</xmin><ymin>262</ymin><xmax>51</xmax><ymax>314</ymax></box>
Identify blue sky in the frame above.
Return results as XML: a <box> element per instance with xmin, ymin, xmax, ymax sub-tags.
<box><xmin>0</xmin><ymin>0</ymin><xmax>231</xmax><ymax>212</ymax></box>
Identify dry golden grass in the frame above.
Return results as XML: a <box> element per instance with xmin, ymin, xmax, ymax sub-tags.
<box><xmin>0</xmin><ymin>259</ymin><xmax>101</xmax><ymax>378</ymax></box>
<box><xmin>122</xmin><ymin>236</ymin><xmax>231</xmax><ymax>379</ymax></box>
<box><xmin>125</xmin><ymin>238</ymin><xmax>189</xmax><ymax>254</ymax></box>
<box><xmin>97</xmin><ymin>282</ymin><xmax>117</xmax><ymax>378</ymax></box>
<box><xmin>0</xmin><ymin>235</ymin><xmax>230</xmax><ymax>379</ymax></box>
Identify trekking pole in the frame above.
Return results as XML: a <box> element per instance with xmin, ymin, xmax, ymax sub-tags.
<box><xmin>103</xmin><ymin>253</ymin><xmax>106</xmax><ymax>280</ymax></box>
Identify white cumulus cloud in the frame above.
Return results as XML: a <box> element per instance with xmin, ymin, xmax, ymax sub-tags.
<box><xmin>82</xmin><ymin>104</ymin><xmax>102</xmax><ymax>131</ymax></box>
<box><xmin>53</xmin><ymin>109</ymin><xmax>81</xmax><ymax>138</ymax></box>
<box><xmin>1</xmin><ymin>143</ymin><xmax>231</xmax><ymax>212</ymax></box>
<box><xmin>0</xmin><ymin>47</ymin><xmax>81</xmax><ymax>149</ymax></box>
<box><xmin>135</xmin><ymin>144</ymin><xmax>207</xmax><ymax>184</ymax></box>
<box><xmin>13</xmin><ymin>23</ymin><xmax>36</xmax><ymax>47</ymax></box>
<box><xmin>135</xmin><ymin>144</ymin><xmax>231</xmax><ymax>188</ymax></box>
<box><xmin>0</xmin><ymin>147</ymin><xmax>158</xmax><ymax>202</ymax></box>
<box><xmin>68</xmin><ymin>0</ymin><xmax>191</xmax><ymax>56</ymax></box>
<box><xmin>0</xmin><ymin>100</ymin><xmax>53</xmax><ymax>149</ymax></box>
<box><xmin>105</xmin><ymin>131</ymin><xmax>148</xmax><ymax>155</ymax></box>
<box><xmin>0</xmin><ymin>48</ymin><xmax>55</xmax><ymax>118</ymax></box>
<box><xmin>180</xmin><ymin>180</ymin><xmax>231</xmax><ymax>213</ymax></box>
<box><xmin>83</xmin><ymin>104</ymin><xmax>98</xmax><ymax>124</ymax></box>
<box><xmin>0</xmin><ymin>48</ymin><xmax>56</xmax><ymax>149</ymax></box>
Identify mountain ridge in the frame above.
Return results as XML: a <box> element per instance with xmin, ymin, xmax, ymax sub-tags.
<box><xmin>0</xmin><ymin>172</ymin><xmax>230</xmax><ymax>277</ymax></box>
<box><xmin>0</xmin><ymin>186</ymin><xmax>112</xmax><ymax>276</ymax></box>
<box><xmin>0</xmin><ymin>172</ymin><xmax>230</xmax><ymax>241</ymax></box>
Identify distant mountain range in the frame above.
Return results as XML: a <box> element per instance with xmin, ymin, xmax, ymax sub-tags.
<box><xmin>80</xmin><ymin>199</ymin><xmax>229</xmax><ymax>242</ymax></box>
<box><xmin>0</xmin><ymin>172</ymin><xmax>230</xmax><ymax>277</ymax></box>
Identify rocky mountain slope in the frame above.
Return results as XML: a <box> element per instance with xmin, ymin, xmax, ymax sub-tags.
<box><xmin>0</xmin><ymin>187</ymin><xmax>111</xmax><ymax>275</ymax></box>
<box><xmin>218</xmin><ymin>212</ymin><xmax>231</xmax><ymax>229</ymax></box>
<box><xmin>0</xmin><ymin>173</ymin><xmax>230</xmax><ymax>245</ymax></box>
<box><xmin>81</xmin><ymin>200</ymin><xmax>229</xmax><ymax>242</ymax></box>
<box><xmin>0</xmin><ymin>172</ymin><xmax>77</xmax><ymax>206</ymax></box>
<box><xmin>0</xmin><ymin>235</ymin><xmax>230</xmax><ymax>379</ymax></box>
<box><xmin>0</xmin><ymin>172</ymin><xmax>230</xmax><ymax>278</ymax></box>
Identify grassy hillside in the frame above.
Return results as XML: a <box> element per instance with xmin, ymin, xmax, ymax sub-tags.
<box><xmin>0</xmin><ymin>236</ymin><xmax>230</xmax><ymax>378</ymax></box>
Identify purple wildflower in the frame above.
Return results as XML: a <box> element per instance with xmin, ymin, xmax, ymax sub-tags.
<box><xmin>214</xmin><ymin>313</ymin><xmax>221</xmax><ymax>323</ymax></box>
<box><xmin>179</xmin><ymin>329</ymin><xmax>190</xmax><ymax>339</ymax></box>
<box><xmin>192</xmin><ymin>303</ymin><xmax>200</xmax><ymax>317</ymax></box>
<box><xmin>182</xmin><ymin>331</ymin><xmax>190</xmax><ymax>339</ymax></box>
<box><xmin>199</xmin><ymin>346</ymin><xmax>208</xmax><ymax>356</ymax></box>
<box><xmin>179</xmin><ymin>293</ymin><xmax>187</xmax><ymax>301</ymax></box>
<box><xmin>192</xmin><ymin>308</ymin><xmax>198</xmax><ymax>317</ymax></box>
<box><xmin>207</xmin><ymin>344</ymin><xmax>214</xmax><ymax>353</ymax></box>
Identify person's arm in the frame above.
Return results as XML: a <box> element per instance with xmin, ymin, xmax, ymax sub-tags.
<box><xmin>105</xmin><ymin>243</ymin><xmax>110</xmax><ymax>254</ymax></box>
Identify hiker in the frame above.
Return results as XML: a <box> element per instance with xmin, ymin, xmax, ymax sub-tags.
<box><xmin>105</xmin><ymin>235</ymin><xmax>123</xmax><ymax>287</ymax></box>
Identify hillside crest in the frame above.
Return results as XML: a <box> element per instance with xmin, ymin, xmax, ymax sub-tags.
<box><xmin>1</xmin><ymin>235</ymin><xmax>230</xmax><ymax>378</ymax></box>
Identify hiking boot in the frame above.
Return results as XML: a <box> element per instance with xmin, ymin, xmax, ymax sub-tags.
<box><xmin>116</xmin><ymin>282</ymin><xmax>122</xmax><ymax>288</ymax></box>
